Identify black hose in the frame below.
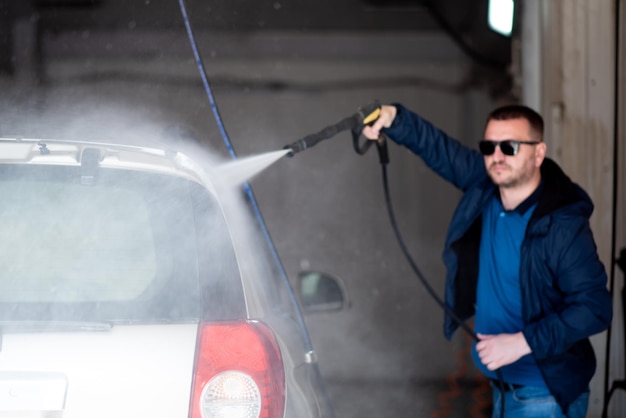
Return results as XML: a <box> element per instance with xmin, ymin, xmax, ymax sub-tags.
<box><xmin>377</xmin><ymin>148</ymin><xmax>506</xmax><ymax>417</ymax></box>
<box><xmin>602</xmin><ymin>0</ymin><xmax>623</xmax><ymax>415</ymax></box>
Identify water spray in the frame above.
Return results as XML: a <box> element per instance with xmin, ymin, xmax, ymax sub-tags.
<box><xmin>214</xmin><ymin>149</ymin><xmax>291</xmax><ymax>188</ymax></box>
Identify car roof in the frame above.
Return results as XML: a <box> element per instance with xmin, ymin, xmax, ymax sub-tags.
<box><xmin>0</xmin><ymin>137</ymin><xmax>219</xmax><ymax>195</ymax></box>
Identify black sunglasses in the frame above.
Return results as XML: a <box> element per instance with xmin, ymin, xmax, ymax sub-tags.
<box><xmin>479</xmin><ymin>140</ymin><xmax>540</xmax><ymax>156</ymax></box>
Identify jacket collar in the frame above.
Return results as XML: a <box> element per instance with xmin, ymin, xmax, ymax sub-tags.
<box><xmin>533</xmin><ymin>158</ymin><xmax>593</xmax><ymax>220</ymax></box>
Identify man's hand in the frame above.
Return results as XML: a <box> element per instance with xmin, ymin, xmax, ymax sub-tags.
<box><xmin>362</xmin><ymin>105</ymin><xmax>397</xmax><ymax>140</ymax></box>
<box><xmin>475</xmin><ymin>332</ymin><xmax>532</xmax><ymax>370</ymax></box>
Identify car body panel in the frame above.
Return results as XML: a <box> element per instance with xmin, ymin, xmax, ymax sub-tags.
<box><xmin>0</xmin><ymin>325</ymin><xmax>197</xmax><ymax>417</ymax></box>
<box><xmin>0</xmin><ymin>137</ymin><xmax>335</xmax><ymax>418</ymax></box>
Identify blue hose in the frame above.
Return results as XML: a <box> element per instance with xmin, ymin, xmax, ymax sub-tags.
<box><xmin>177</xmin><ymin>0</ymin><xmax>315</xmax><ymax>352</ymax></box>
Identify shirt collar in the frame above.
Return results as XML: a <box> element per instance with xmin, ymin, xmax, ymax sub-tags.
<box><xmin>496</xmin><ymin>180</ymin><xmax>544</xmax><ymax>215</ymax></box>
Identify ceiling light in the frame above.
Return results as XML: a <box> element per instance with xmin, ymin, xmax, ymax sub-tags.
<box><xmin>488</xmin><ymin>0</ymin><xmax>515</xmax><ymax>36</ymax></box>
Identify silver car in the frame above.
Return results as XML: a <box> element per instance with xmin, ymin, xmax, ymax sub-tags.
<box><xmin>0</xmin><ymin>138</ymin><xmax>338</xmax><ymax>418</ymax></box>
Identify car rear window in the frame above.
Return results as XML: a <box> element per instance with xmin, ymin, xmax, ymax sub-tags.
<box><xmin>0</xmin><ymin>163</ymin><xmax>245</xmax><ymax>324</ymax></box>
<box><xmin>0</xmin><ymin>179</ymin><xmax>157</xmax><ymax>302</ymax></box>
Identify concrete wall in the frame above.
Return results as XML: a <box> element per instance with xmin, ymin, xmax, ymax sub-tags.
<box><xmin>520</xmin><ymin>1</ymin><xmax>624</xmax><ymax>416</ymax></box>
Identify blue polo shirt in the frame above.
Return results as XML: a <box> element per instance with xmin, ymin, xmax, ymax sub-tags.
<box><xmin>471</xmin><ymin>185</ymin><xmax>546</xmax><ymax>387</ymax></box>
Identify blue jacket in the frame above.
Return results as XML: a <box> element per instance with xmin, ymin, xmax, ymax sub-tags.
<box><xmin>383</xmin><ymin>104</ymin><xmax>612</xmax><ymax>411</ymax></box>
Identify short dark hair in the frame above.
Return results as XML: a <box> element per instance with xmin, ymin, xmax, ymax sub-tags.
<box><xmin>486</xmin><ymin>104</ymin><xmax>544</xmax><ymax>141</ymax></box>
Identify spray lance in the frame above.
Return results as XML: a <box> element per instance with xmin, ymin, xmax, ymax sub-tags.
<box><xmin>284</xmin><ymin>100</ymin><xmax>509</xmax><ymax>416</ymax></box>
<box><xmin>283</xmin><ymin>100</ymin><xmax>389</xmax><ymax>165</ymax></box>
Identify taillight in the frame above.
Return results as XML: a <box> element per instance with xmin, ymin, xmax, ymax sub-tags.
<box><xmin>188</xmin><ymin>320</ymin><xmax>286</xmax><ymax>418</ymax></box>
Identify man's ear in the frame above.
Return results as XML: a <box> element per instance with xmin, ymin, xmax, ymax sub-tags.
<box><xmin>535</xmin><ymin>142</ymin><xmax>547</xmax><ymax>167</ymax></box>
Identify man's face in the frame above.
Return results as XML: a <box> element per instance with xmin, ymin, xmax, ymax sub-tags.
<box><xmin>482</xmin><ymin>118</ymin><xmax>546</xmax><ymax>188</ymax></box>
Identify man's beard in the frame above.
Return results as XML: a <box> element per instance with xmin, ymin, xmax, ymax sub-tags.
<box><xmin>488</xmin><ymin>162</ymin><xmax>534</xmax><ymax>188</ymax></box>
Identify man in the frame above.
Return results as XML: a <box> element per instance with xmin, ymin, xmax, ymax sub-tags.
<box><xmin>363</xmin><ymin>103</ymin><xmax>612</xmax><ymax>417</ymax></box>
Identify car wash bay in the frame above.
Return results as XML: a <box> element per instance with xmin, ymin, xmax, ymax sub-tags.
<box><xmin>1</xmin><ymin>1</ymin><xmax>624</xmax><ymax>417</ymax></box>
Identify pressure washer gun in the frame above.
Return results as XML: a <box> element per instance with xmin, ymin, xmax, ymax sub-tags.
<box><xmin>283</xmin><ymin>100</ymin><xmax>389</xmax><ymax>165</ymax></box>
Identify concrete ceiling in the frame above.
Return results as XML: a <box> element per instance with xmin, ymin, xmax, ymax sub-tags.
<box><xmin>25</xmin><ymin>0</ymin><xmax>442</xmax><ymax>31</ymax></box>
<box><xmin>2</xmin><ymin>0</ymin><xmax>512</xmax><ymax>73</ymax></box>
<box><xmin>19</xmin><ymin>0</ymin><xmax>507</xmax><ymax>38</ymax></box>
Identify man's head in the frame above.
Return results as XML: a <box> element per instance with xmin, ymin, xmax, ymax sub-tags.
<box><xmin>481</xmin><ymin>104</ymin><xmax>547</xmax><ymax>189</ymax></box>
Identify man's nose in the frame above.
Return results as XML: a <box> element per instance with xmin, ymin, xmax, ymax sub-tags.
<box><xmin>491</xmin><ymin>144</ymin><xmax>506</xmax><ymax>160</ymax></box>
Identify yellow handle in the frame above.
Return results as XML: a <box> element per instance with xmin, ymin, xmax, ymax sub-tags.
<box><xmin>362</xmin><ymin>107</ymin><xmax>381</xmax><ymax>125</ymax></box>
